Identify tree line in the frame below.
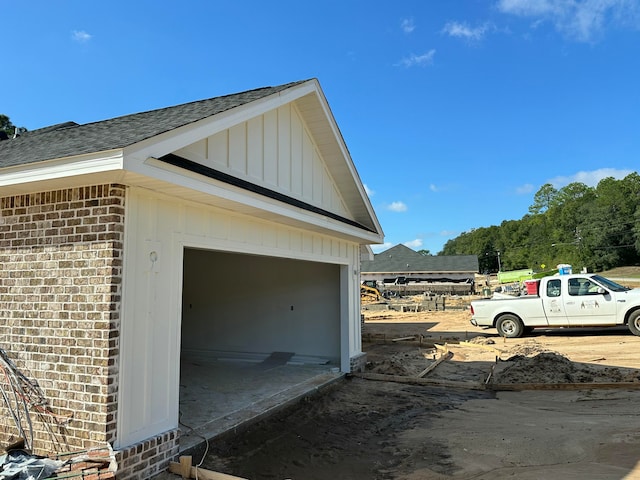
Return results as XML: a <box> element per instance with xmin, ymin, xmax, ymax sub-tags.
<box><xmin>440</xmin><ymin>173</ymin><xmax>640</xmax><ymax>274</ymax></box>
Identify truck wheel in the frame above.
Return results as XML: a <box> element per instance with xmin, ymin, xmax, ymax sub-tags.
<box><xmin>628</xmin><ymin>310</ymin><xmax>640</xmax><ymax>336</ymax></box>
<box><xmin>496</xmin><ymin>314</ymin><xmax>524</xmax><ymax>338</ymax></box>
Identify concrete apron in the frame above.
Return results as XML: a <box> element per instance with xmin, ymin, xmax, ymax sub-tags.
<box><xmin>178</xmin><ymin>354</ymin><xmax>343</xmax><ymax>454</ymax></box>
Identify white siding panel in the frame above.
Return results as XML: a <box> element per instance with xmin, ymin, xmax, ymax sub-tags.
<box><xmin>208</xmin><ymin>131</ymin><xmax>228</xmax><ymax>169</ymax></box>
<box><xmin>185</xmin><ymin>205</ymin><xmax>208</xmax><ymax>237</ymax></box>
<box><xmin>180</xmin><ymin>139</ymin><xmax>206</xmax><ymax>161</ymax></box>
<box><xmin>302</xmin><ymin>233</ymin><xmax>313</xmax><ymax>254</ymax></box>
<box><xmin>263</xmin><ymin>224</ymin><xmax>277</xmax><ymax>248</ymax></box>
<box><xmin>302</xmin><ymin>141</ymin><xmax>314</xmax><ymax>201</ymax></box>
<box><xmin>277</xmin><ymin>229</ymin><xmax>290</xmax><ymax>250</ymax></box>
<box><xmin>263</xmin><ymin>110</ymin><xmax>278</xmax><ymax>186</ymax></box>
<box><xmin>314</xmin><ymin>236</ymin><xmax>323</xmax><ymax>255</ymax></box>
<box><xmin>322</xmin><ymin>171</ymin><xmax>333</xmax><ymax>211</ymax></box>
<box><xmin>247</xmin><ymin>116</ymin><xmax>264</xmax><ymax>180</ymax></box>
<box><xmin>290</xmin><ymin>116</ymin><xmax>303</xmax><ymax>196</ymax></box>
<box><xmin>209</xmin><ymin>209</ymin><xmax>229</xmax><ymax>239</ymax></box>
<box><xmin>229</xmin><ymin>124</ymin><xmax>247</xmax><ymax>174</ymax></box>
<box><xmin>312</xmin><ymin>158</ymin><xmax>323</xmax><ymax>205</ymax></box>
<box><xmin>277</xmin><ymin>106</ymin><xmax>291</xmax><ymax>189</ymax></box>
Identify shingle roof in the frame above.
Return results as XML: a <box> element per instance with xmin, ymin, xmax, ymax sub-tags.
<box><xmin>0</xmin><ymin>80</ymin><xmax>308</xmax><ymax>168</ymax></box>
<box><xmin>361</xmin><ymin>244</ymin><xmax>478</xmax><ymax>273</ymax></box>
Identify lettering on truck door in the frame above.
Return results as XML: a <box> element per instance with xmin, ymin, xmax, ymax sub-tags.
<box><xmin>564</xmin><ymin>277</ymin><xmax>616</xmax><ymax>325</ymax></box>
<box><xmin>542</xmin><ymin>278</ymin><xmax>569</xmax><ymax>325</ymax></box>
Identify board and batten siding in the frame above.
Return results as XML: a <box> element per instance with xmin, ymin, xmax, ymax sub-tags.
<box><xmin>175</xmin><ymin>103</ymin><xmax>350</xmax><ymax>219</ymax></box>
<box><xmin>116</xmin><ymin>186</ymin><xmax>362</xmax><ymax>448</ymax></box>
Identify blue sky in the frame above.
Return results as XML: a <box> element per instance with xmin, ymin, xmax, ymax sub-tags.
<box><xmin>3</xmin><ymin>1</ymin><xmax>639</xmax><ymax>254</ymax></box>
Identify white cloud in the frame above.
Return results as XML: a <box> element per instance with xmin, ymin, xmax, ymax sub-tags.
<box><xmin>497</xmin><ymin>0</ymin><xmax>640</xmax><ymax>42</ymax></box>
<box><xmin>404</xmin><ymin>238</ymin><xmax>423</xmax><ymax>249</ymax></box>
<box><xmin>439</xmin><ymin>229</ymin><xmax>460</xmax><ymax>237</ymax></box>
<box><xmin>516</xmin><ymin>183</ymin><xmax>535</xmax><ymax>194</ymax></box>
<box><xmin>395</xmin><ymin>49</ymin><xmax>436</xmax><ymax>67</ymax></box>
<box><xmin>401</xmin><ymin>18</ymin><xmax>416</xmax><ymax>34</ymax></box>
<box><xmin>387</xmin><ymin>201</ymin><xmax>408</xmax><ymax>212</ymax></box>
<box><xmin>363</xmin><ymin>184</ymin><xmax>374</xmax><ymax>197</ymax></box>
<box><xmin>548</xmin><ymin>167</ymin><xmax>634</xmax><ymax>187</ymax></box>
<box><xmin>72</xmin><ymin>30</ymin><xmax>92</xmax><ymax>43</ymax></box>
<box><xmin>429</xmin><ymin>183</ymin><xmax>439</xmax><ymax>192</ymax></box>
<box><xmin>442</xmin><ymin>21</ymin><xmax>493</xmax><ymax>40</ymax></box>
<box><xmin>371</xmin><ymin>242</ymin><xmax>394</xmax><ymax>253</ymax></box>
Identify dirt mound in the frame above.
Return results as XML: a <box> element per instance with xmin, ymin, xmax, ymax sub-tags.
<box><xmin>364</xmin><ymin>346</ymin><xmax>435</xmax><ymax>376</ymax></box>
<box><xmin>466</xmin><ymin>336</ymin><xmax>495</xmax><ymax>345</ymax></box>
<box><xmin>366</xmin><ymin>357</ymin><xmax>414</xmax><ymax>376</ymax></box>
<box><xmin>497</xmin><ymin>352</ymin><xmax>640</xmax><ymax>384</ymax></box>
<box><xmin>507</xmin><ymin>341</ymin><xmax>553</xmax><ymax>357</ymax></box>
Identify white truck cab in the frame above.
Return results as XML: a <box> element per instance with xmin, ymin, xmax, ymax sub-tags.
<box><xmin>470</xmin><ymin>274</ymin><xmax>640</xmax><ymax>338</ymax></box>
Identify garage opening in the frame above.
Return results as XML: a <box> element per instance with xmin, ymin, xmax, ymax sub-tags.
<box><xmin>178</xmin><ymin>248</ymin><xmax>344</xmax><ymax>451</ymax></box>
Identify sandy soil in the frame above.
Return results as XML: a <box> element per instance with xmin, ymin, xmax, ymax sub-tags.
<box><xmin>163</xmin><ymin>301</ymin><xmax>640</xmax><ymax>480</ymax></box>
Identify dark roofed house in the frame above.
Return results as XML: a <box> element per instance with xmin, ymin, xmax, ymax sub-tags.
<box><xmin>361</xmin><ymin>244</ymin><xmax>479</xmax><ymax>295</ymax></box>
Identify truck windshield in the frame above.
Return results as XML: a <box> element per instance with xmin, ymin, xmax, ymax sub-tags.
<box><xmin>592</xmin><ymin>275</ymin><xmax>631</xmax><ymax>292</ymax></box>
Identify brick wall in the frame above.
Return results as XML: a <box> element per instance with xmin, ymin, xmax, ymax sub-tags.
<box><xmin>116</xmin><ymin>429</ymin><xmax>180</xmax><ymax>479</ymax></box>
<box><xmin>0</xmin><ymin>184</ymin><xmax>125</xmax><ymax>455</ymax></box>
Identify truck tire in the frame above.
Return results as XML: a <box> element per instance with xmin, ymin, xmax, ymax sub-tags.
<box><xmin>496</xmin><ymin>314</ymin><xmax>524</xmax><ymax>338</ymax></box>
<box><xmin>628</xmin><ymin>310</ymin><xmax>640</xmax><ymax>336</ymax></box>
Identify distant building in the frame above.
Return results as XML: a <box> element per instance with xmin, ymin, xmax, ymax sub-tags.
<box><xmin>360</xmin><ymin>244</ymin><xmax>479</xmax><ymax>295</ymax></box>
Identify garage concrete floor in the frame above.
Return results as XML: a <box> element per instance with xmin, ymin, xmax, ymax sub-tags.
<box><xmin>178</xmin><ymin>354</ymin><xmax>343</xmax><ymax>453</ymax></box>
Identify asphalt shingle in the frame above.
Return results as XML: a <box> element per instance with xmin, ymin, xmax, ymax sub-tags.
<box><xmin>0</xmin><ymin>81</ymin><xmax>307</xmax><ymax>168</ymax></box>
<box><xmin>361</xmin><ymin>244</ymin><xmax>478</xmax><ymax>273</ymax></box>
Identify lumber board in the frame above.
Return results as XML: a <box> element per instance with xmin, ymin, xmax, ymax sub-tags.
<box><xmin>416</xmin><ymin>351</ymin><xmax>453</xmax><ymax>378</ymax></box>
<box><xmin>352</xmin><ymin>372</ymin><xmax>485</xmax><ymax>390</ymax></box>
<box><xmin>168</xmin><ymin>462</ymin><xmax>248</xmax><ymax>480</ymax></box>
<box><xmin>488</xmin><ymin>381</ymin><xmax>640</xmax><ymax>392</ymax></box>
<box><xmin>391</xmin><ymin>336</ymin><xmax>416</xmax><ymax>342</ymax></box>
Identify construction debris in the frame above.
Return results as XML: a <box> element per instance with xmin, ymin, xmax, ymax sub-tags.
<box><xmin>0</xmin><ymin>348</ymin><xmax>72</xmax><ymax>453</ymax></box>
<box><xmin>0</xmin><ymin>444</ymin><xmax>116</xmax><ymax>479</ymax></box>
<box><xmin>0</xmin><ymin>348</ymin><xmax>117</xmax><ymax>479</ymax></box>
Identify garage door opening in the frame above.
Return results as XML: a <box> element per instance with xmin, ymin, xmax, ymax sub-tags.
<box><xmin>178</xmin><ymin>248</ymin><xmax>344</xmax><ymax>451</ymax></box>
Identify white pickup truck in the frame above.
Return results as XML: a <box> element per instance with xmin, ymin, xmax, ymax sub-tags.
<box><xmin>470</xmin><ymin>274</ymin><xmax>640</xmax><ymax>338</ymax></box>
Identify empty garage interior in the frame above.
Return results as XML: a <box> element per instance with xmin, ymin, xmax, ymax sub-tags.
<box><xmin>178</xmin><ymin>248</ymin><xmax>344</xmax><ymax>450</ymax></box>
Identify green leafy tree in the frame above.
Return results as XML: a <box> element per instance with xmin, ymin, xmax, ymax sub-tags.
<box><xmin>0</xmin><ymin>114</ymin><xmax>15</xmax><ymax>137</ymax></box>
<box><xmin>0</xmin><ymin>114</ymin><xmax>26</xmax><ymax>138</ymax></box>
<box><xmin>529</xmin><ymin>183</ymin><xmax>559</xmax><ymax>214</ymax></box>
<box><xmin>443</xmin><ymin>173</ymin><xmax>640</xmax><ymax>273</ymax></box>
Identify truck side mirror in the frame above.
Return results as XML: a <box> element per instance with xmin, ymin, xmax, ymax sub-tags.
<box><xmin>597</xmin><ymin>287</ymin><xmax>607</xmax><ymax>295</ymax></box>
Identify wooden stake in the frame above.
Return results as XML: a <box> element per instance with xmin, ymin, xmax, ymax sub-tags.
<box><xmin>169</xmin><ymin>462</ymin><xmax>249</xmax><ymax>480</ymax></box>
<box><xmin>179</xmin><ymin>456</ymin><xmax>192</xmax><ymax>479</ymax></box>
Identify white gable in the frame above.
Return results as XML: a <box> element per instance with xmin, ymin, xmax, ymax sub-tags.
<box><xmin>174</xmin><ymin>103</ymin><xmax>351</xmax><ymax>220</ymax></box>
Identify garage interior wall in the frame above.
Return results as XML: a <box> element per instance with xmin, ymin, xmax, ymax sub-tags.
<box><xmin>181</xmin><ymin>248</ymin><xmax>341</xmax><ymax>362</ymax></box>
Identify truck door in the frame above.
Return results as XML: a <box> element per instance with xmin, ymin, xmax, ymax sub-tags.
<box><xmin>542</xmin><ymin>278</ymin><xmax>569</xmax><ymax>325</ymax></box>
<box><xmin>563</xmin><ymin>277</ymin><xmax>617</xmax><ymax>325</ymax></box>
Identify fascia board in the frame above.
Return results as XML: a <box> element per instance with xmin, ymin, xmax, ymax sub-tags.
<box><xmin>141</xmin><ymin>156</ymin><xmax>383</xmax><ymax>244</ymax></box>
<box><xmin>0</xmin><ymin>150</ymin><xmax>124</xmax><ymax>187</ymax></box>
<box><xmin>123</xmin><ymin>81</ymin><xmax>319</xmax><ymax>164</ymax></box>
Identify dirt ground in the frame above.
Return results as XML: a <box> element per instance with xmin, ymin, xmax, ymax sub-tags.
<box><xmin>163</xmin><ymin>298</ymin><xmax>640</xmax><ymax>480</ymax></box>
